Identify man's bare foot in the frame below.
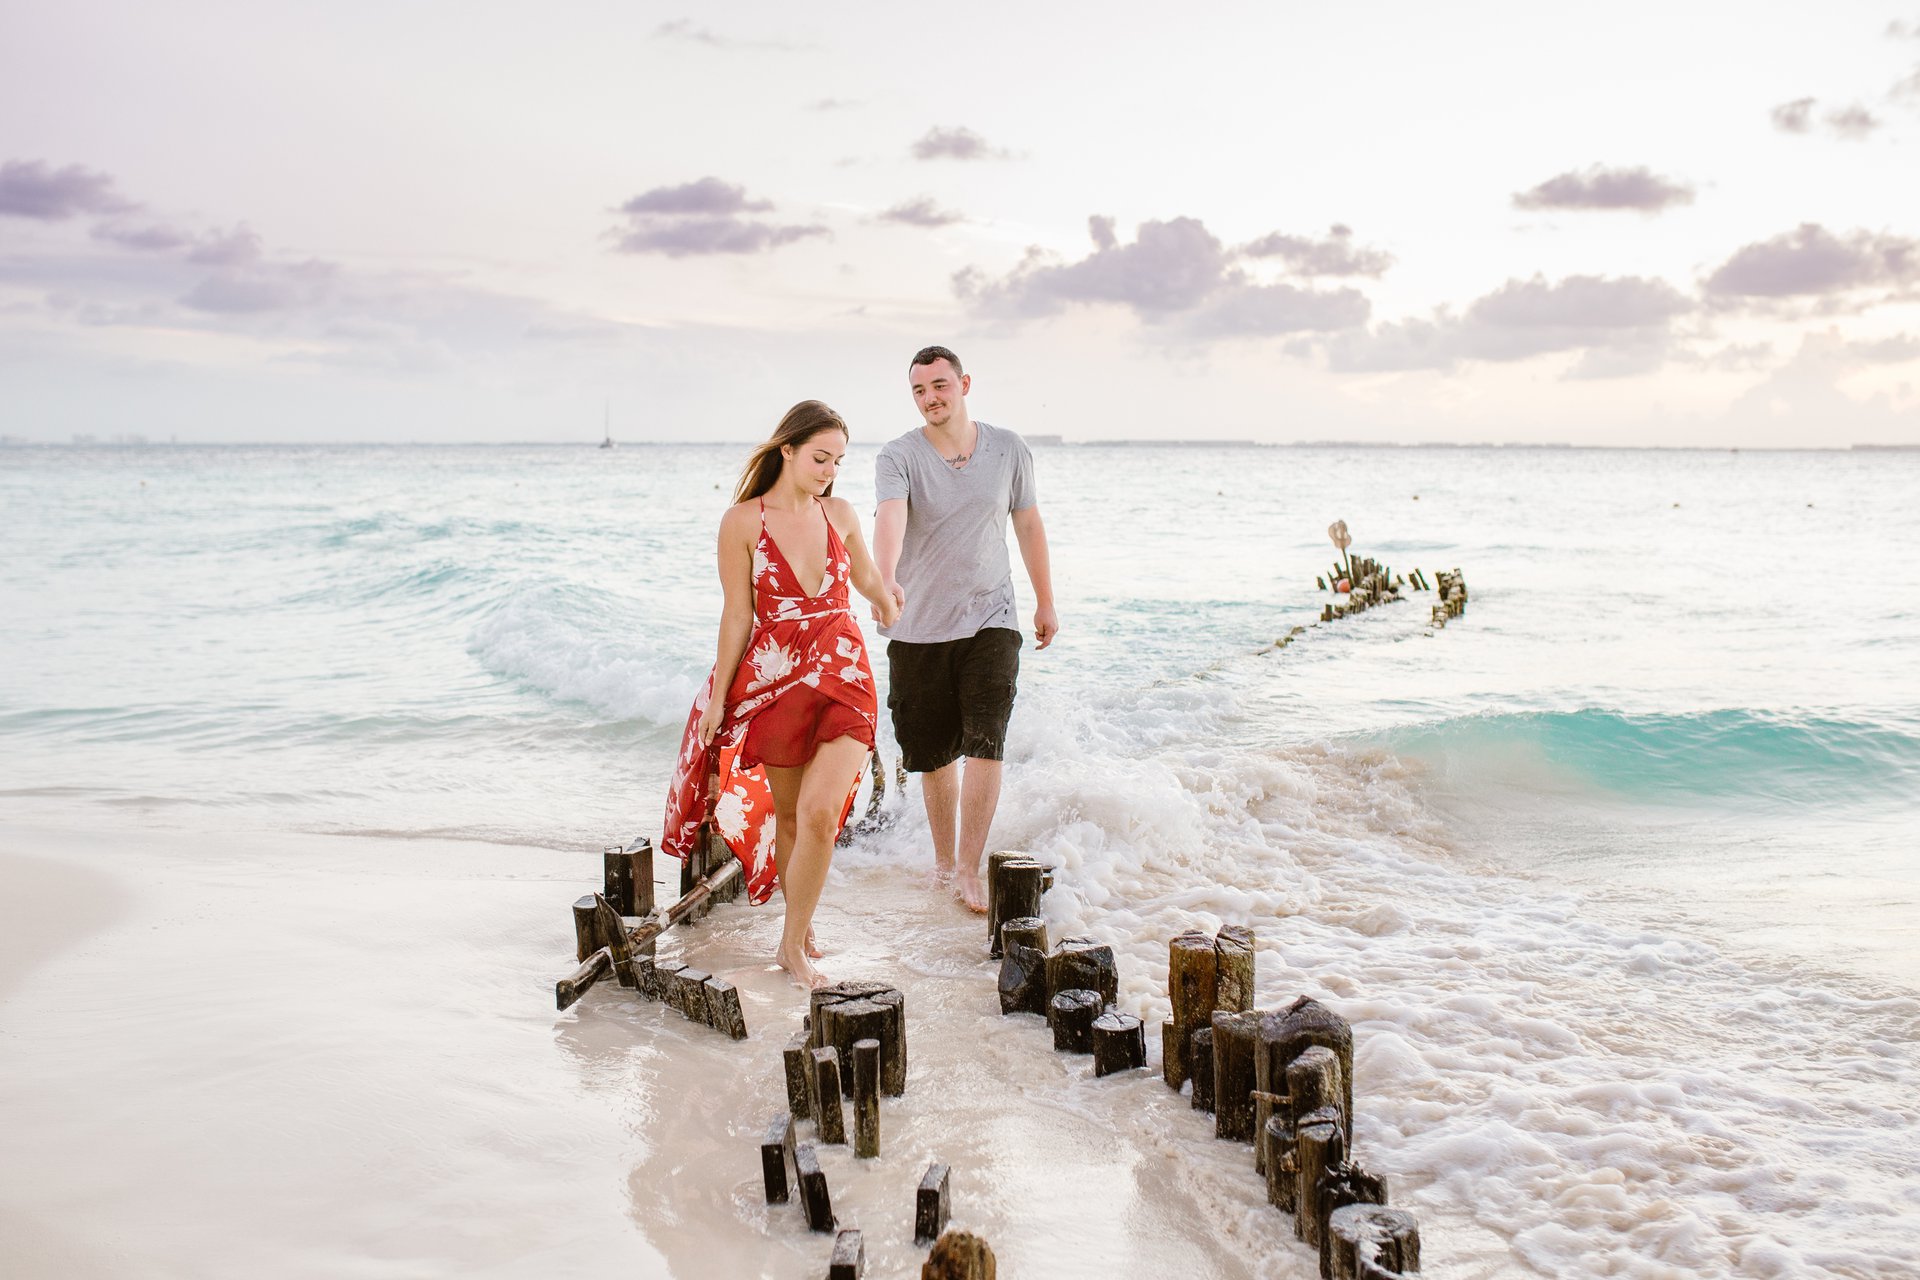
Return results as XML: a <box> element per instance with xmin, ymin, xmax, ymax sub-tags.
<box><xmin>805</xmin><ymin>927</ymin><xmax>825</xmax><ymax>960</ymax></box>
<box><xmin>954</xmin><ymin>868</ymin><xmax>988</xmax><ymax>913</ymax></box>
<box><xmin>776</xmin><ymin>940</ymin><xmax>829</xmax><ymax>989</ymax></box>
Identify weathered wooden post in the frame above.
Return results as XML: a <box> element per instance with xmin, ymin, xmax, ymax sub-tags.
<box><xmin>590</xmin><ymin>894</ymin><xmax>638</xmax><ymax>987</ymax></box>
<box><xmin>812</xmin><ymin>1047</ymin><xmax>847</xmax><ymax>1144</ymax></box>
<box><xmin>761</xmin><ymin>1111</ymin><xmax>796</xmax><ymax>1203</ymax></box>
<box><xmin>999</xmin><ymin>916</ymin><xmax>1049</xmax><ymax>956</ymax></box>
<box><xmin>572</xmin><ymin>894</ymin><xmax>599</xmax><ymax>962</ymax></box>
<box><xmin>1091</xmin><ymin>1011</ymin><xmax>1146</xmax><ymax>1076</ymax></box>
<box><xmin>997</xmin><ymin>941</ymin><xmax>1048</xmax><ymax>1016</ymax></box>
<box><xmin>1316</xmin><ymin>1162</ymin><xmax>1391</xmax><ymax>1271</ymax></box>
<box><xmin>829</xmin><ymin>1229</ymin><xmax>865</xmax><ymax>1280</ymax></box>
<box><xmin>703</xmin><ymin>976</ymin><xmax>747</xmax><ymax>1040</ymax></box>
<box><xmin>556</xmin><ymin>947</ymin><xmax>612</xmax><ymax>1011</ymax></box>
<box><xmin>915</xmin><ymin>1162</ymin><xmax>951</xmax><ymax>1244</ymax></box>
<box><xmin>1215</xmin><ymin>925</ymin><xmax>1254</xmax><ymax>1012</ymax></box>
<box><xmin>1045</xmin><ymin>937</ymin><xmax>1118</xmax><ymax>1007</ymax></box>
<box><xmin>1327</xmin><ymin>1205</ymin><xmax>1420</xmax><ymax>1280</ymax></box>
<box><xmin>1049</xmin><ymin>989</ymin><xmax>1101</xmax><ymax>1052</ymax></box>
<box><xmin>1163</xmin><ymin>930</ymin><xmax>1218</xmax><ymax>1090</ymax></box>
<box><xmin>651</xmin><ymin>959</ymin><xmax>686</xmax><ymax>1004</ymax></box>
<box><xmin>673</xmin><ymin>967</ymin><xmax>711</xmax><ymax>1022</ymax></box>
<box><xmin>1212</xmin><ymin>1010</ymin><xmax>1260</xmax><ymax>1141</ymax></box>
<box><xmin>1256</xmin><ymin>996</ymin><xmax>1355</xmax><ymax>1128</ymax></box>
<box><xmin>922</xmin><ymin>1230</ymin><xmax>995</xmax><ymax>1280</ymax></box>
<box><xmin>1190</xmin><ymin>1027</ymin><xmax>1215</xmax><ymax>1112</ymax></box>
<box><xmin>810</xmin><ymin>982</ymin><xmax>906</xmax><ymax>1097</ymax></box>
<box><xmin>852</xmin><ymin>1039</ymin><xmax>881</xmax><ymax>1158</ymax></box>
<box><xmin>1263</xmin><ymin>1113</ymin><xmax>1294</xmax><ymax>1209</ymax></box>
<box><xmin>784</xmin><ymin>1031</ymin><xmax>814</xmax><ymax>1120</ymax></box>
<box><xmin>986</xmin><ymin>857</ymin><xmax>1045</xmax><ymax>958</ymax></box>
<box><xmin>795</xmin><ymin>1141</ymin><xmax>834</xmax><ymax>1231</ymax></box>
<box><xmin>1294</xmin><ymin>1106</ymin><xmax>1345</xmax><ymax>1249</ymax></box>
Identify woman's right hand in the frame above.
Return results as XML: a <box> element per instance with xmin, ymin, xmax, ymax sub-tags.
<box><xmin>697</xmin><ymin>698</ymin><xmax>724</xmax><ymax>748</ymax></box>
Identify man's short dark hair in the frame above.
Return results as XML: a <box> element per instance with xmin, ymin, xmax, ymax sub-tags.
<box><xmin>909</xmin><ymin>345</ymin><xmax>963</xmax><ymax>378</ymax></box>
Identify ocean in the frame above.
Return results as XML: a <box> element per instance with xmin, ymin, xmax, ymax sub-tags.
<box><xmin>2</xmin><ymin>441</ymin><xmax>1916</xmax><ymax>1278</ymax></box>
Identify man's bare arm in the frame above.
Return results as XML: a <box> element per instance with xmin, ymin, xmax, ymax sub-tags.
<box><xmin>1010</xmin><ymin>505</ymin><xmax>1058</xmax><ymax>650</ymax></box>
<box><xmin>873</xmin><ymin>497</ymin><xmax>908</xmax><ymax>611</ymax></box>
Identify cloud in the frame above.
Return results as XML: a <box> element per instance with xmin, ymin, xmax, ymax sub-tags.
<box><xmin>0</xmin><ymin>159</ymin><xmax>134</xmax><ymax>220</ymax></box>
<box><xmin>650</xmin><ymin>20</ymin><xmax>803</xmax><ymax>51</ymax></box>
<box><xmin>953</xmin><ymin>215</ymin><xmax>1369</xmax><ymax>336</ymax></box>
<box><xmin>1324</xmin><ymin>273</ymin><xmax>1691</xmax><ymax>375</ymax></box>
<box><xmin>1240</xmin><ymin>224</ymin><xmax>1394</xmax><ymax>276</ymax></box>
<box><xmin>1824</xmin><ymin>104</ymin><xmax>1881</xmax><ymax>138</ymax></box>
<box><xmin>1849</xmin><ymin>333</ymin><xmax>1920</xmax><ymax>363</ymax></box>
<box><xmin>1772</xmin><ymin>97</ymin><xmax>1888</xmax><ymax>138</ymax></box>
<box><xmin>1704</xmin><ymin>223</ymin><xmax>1920</xmax><ymax>304</ymax></box>
<box><xmin>618</xmin><ymin>177</ymin><xmax>770</xmax><ymax>217</ymax></box>
<box><xmin>180</xmin><ymin>259</ymin><xmax>334</xmax><ymax>314</ymax></box>
<box><xmin>1771</xmin><ymin>98</ymin><xmax>1816</xmax><ymax>133</ymax></box>
<box><xmin>609</xmin><ymin>179</ymin><xmax>826</xmax><ymax>256</ymax></box>
<box><xmin>1512</xmin><ymin>165</ymin><xmax>1695</xmax><ymax>213</ymax></box>
<box><xmin>911</xmin><ymin>127</ymin><xmax>1007</xmax><ymax>161</ymax></box>
<box><xmin>807</xmin><ymin>98</ymin><xmax>859</xmax><ymax>111</ymax></box>
<box><xmin>875</xmin><ymin>196</ymin><xmax>965</xmax><ymax>228</ymax></box>
<box><xmin>91</xmin><ymin>222</ymin><xmax>191</xmax><ymax>252</ymax></box>
<box><xmin>187</xmin><ymin>226</ymin><xmax>264</xmax><ymax>266</ymax></box>
<box><xmin>1887</xmin><ymin>18</ymin><xmax>1920</xmax><ymax>38</ymax></box>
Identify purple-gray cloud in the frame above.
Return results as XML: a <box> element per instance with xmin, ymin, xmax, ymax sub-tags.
<box><xmin>609</xmin><ymin>179</ymin><xmax>825</xmax><ymax>256</ymax></box>
<box><xmin>1771</xmin><ymin>98</ymin><xmax>1816</xmax><ymax>133</ymax></box>
<box><xmin>876</xmin><ymin>196</ymin><xmax>965</xmax><ymax>228</ymax></box>
<box><xmin>0</xmin><ymin>160</ymin><xmax>133</xmax><ymax>220</ymax></box>
<box><xmin>91</xmin><ymin>222</ymin><xmax>190</xmax><ymax>252</ymax></box>
<box><xmin>1324</xmin><ymin>273</ymin><xmax>1691</xmax><ymax>375</ymax></box>
<box><xmin>953</xmin><ymin>215</ymin><xmax>1369</xmax><ymax>336</ymax></box>
<box><xmin>911</xmin><ymin>127</ymin><xmax>1005</xmax><ymax>161</ymax></box>
<box><xmin>187</xmin><ymin>226</ymin><xmax>264</xmax><ymax>266</ymax></box>
<box><xmin>1824</xmin><ymin>104</ymin><xmax>1881</xmax><ymax>138</ymax></box>
<box><xmin>619</xmin><ymin>177</ymin><xmax>771</xmax><ymax>217</ymax></box>
<box><xmin>807</xmin><ymin>98</ymin><xmax>859</xmax><ymax>111</ymax></box>
<box><xmin>1704</xmin><ymin>224</ymin><xmax>1920</xmax><ymax>301</ymax></box>
<box><xmin>1240</xmin><ymin>224</ymin><xmax>1394</xmax><ymax>276</ymax></box>
<box><xmin>180</xmin><ymin>260</ymin><xmax>334</xmax><ymax>315</ymax></box>
<box><xmin>1512</xmin><ymin>165</ymin><xmax>1695</xmax><ymax>213</ymax></box>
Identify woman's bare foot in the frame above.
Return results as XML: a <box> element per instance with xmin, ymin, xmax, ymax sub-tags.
<box><xmin>954</xmin><ymin>868</ymin><xmax>988</xmax><ymax>913</ymax></box>
<box><xmin>776</xmin><ymin>940</ymin><xmax>829</xmax><ymax>989</ymax></box>
<box><xmin>805</xmin><ymin>927</ymin><xmax>825</xmax><ymax>960</ymax></box>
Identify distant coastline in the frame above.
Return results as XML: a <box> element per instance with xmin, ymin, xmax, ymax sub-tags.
<box><xmin>4</xmin><ymin>436</ymin><xmax>1916</xmax><ymax>452</ymax></box>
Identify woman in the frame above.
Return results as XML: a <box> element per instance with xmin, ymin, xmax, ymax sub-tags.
<box><xmin>661</xmin><ymin>401</ymin><xmax>902</xmax><ymax>989</ymax></box>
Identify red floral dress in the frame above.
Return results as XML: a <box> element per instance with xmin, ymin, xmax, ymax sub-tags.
<box><xmin>661</xmin><ymin>499</ymin><xmax>878</xmax><ymax>904</ymax></box>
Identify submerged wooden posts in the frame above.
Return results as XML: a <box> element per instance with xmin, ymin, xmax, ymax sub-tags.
<box><xmin>851</xmin><ymin>1039</ymin><xmax>881</xmax><ymax>1158</ymax></box>
<box><xmin>795</xmin><ymin>1142</ymin><xmax>835</xmax><ymax>1231</ymax></box>
<box><xmin>829</xmin><ymin>1229</ymin><xmax>865</xmax><ymax>1279</ymax></box>
<box><xmin>915</xmin><ymin>1162</ymin><xmax>952</xmax><ymax>1244</ymax></box>
<box><xmin>1048</xmin><ymin>989</ymin><xmax>1101</xmax><ymax>1052</ymax></box>
<box><xmin>1327</xmin><ymin>1205</ymin><xmax>1421</xmax><ymax>1280</ymax></box>
<box><xmin>809</xmin><ymin>982</ymin><xmax>907</xmax><ymax>1097</ymax></box>
<box><xmin>1092</xmin><ymin>1011</ymin><xmax>1146</xmax><ymax>1076</ymax></box>
<box><xmin>986</xmin><ymin>854</ymin><xmax>1047</xmax><ymax>958</ymax></box>
<box><xmin>812</xmin><ymin>1048</ymin><xmax>847</xmax><ymax>1145</ymax></box>
<box><xmin>761</xmin><ymin>1111</ymin><xmax>796</xmax><ymax>1204</ymax></box>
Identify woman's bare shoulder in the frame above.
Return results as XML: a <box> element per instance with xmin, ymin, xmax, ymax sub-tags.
<box><xmin>821</xmin><ymin>495</ymin><xmax>859</xmax><ymax>527</ymax></box>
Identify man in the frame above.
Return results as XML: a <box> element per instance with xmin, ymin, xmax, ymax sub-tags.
<box><xmin>872</xmin><ymin>345</ymin><xmax>1058</xmax><ymax>912</ymax></box>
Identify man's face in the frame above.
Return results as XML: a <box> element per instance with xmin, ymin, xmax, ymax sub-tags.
<box><xmin>909</xmin><ymin>359</ymin><xmax>969</xmax><ymax>428</ymax></box>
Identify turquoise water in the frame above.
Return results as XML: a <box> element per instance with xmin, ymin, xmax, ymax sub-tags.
<box><xmin>3</xmin><ymin>442</ymin><xmax>1918</xmax><ymax>1275</ymax></box>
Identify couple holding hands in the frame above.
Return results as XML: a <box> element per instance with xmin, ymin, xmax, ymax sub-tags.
<box><xmin>660</xmin><ymin>346</ymin><xmax>1058</xmax><ymax>988</ymax></box>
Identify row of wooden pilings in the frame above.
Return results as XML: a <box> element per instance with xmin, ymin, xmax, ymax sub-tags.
<box><xmin>1429</xmin><ymin>570</ymin><xmax>1468</xmax><ymax>630</ymax></box>
<box><xmin>555</xmin><ymin>837</ymin><xmax>1420</xmax><ymax>1277</ymax></box>
<box><xmin>983</xmin><ymin>851</ymin><xmax>1423</xmax><ymax>1279</ymax></box>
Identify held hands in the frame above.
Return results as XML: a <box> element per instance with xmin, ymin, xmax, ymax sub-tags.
<box><xmin>870</xmin><ymin>580</ymin><xmax>905</xmax><ymax>630</ymax></box>
<box><xmin>1033</xmin><ymin>603</ymin><xmax>1059</xmax><ymax>650</ymax></box>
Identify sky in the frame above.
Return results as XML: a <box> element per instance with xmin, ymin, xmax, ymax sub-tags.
<box><xmin>3</xmin><ymin>0</ymin><xmax>1918</xmax><ymax>446</ymax></box>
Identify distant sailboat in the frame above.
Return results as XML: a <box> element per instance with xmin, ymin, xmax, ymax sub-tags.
<box><xmin>599</xmin><ymin>401</ymin><xmax>615</xmax><ymax>450</ymax></box>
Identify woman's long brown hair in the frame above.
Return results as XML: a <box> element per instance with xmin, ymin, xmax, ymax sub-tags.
<box><xmin>731</xmin><ymin>400</ymin><xmax>850</xmax><ymax>503</ymax></box>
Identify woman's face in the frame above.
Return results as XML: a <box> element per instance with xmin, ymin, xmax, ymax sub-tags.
<box><xmin>782</xmin><ymin>428</ymin><xmax>847</xmax><ymax>494</ymax></box>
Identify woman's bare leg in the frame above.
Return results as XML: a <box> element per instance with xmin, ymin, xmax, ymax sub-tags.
<box><xmin>773</xmin><ymin>735</ymin><xmax>870</xmax><ymax>989</ymax></box>
<box><xmin>764</xmin><ymin>763</ymin><xmax>826</xmax><ymax>960</ymax></box>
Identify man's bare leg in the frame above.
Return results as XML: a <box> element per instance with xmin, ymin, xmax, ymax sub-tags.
<box><xmin>920</xmin><ymin>759</ymin><xmax>960</xmax><ymax>881</ymax></box>
<box><xmin>951</xmin><ymin>756</ymin><xmax>1002</xmax><ymax>913</ymax></box>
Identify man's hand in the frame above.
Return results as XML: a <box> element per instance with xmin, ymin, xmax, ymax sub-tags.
<box><xmin>873</xmin><ymin>580</ymin><xmax>905</xmax><ymax>627</ymax></box>
<box><xmin>1033</xmin><ymin>603</ymin><xmax>1059</xmax><ymax>650</ymax></box>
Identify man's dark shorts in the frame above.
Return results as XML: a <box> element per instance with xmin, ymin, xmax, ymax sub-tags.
<box><xmin>886</xmin><ymin>627</ymin><xmax>1022</xmax><ymax>773</ymax></box>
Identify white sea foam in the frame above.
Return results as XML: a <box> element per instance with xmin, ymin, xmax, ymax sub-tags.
<box><xmin>470</xmin><ymin>585</ymin><xmax>699</xmax><ymax>725</ymax></box>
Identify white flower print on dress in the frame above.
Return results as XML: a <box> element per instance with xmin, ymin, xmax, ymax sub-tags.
<box><xmin>747</xmin><ymin>636</ymin><xmax>797</xmax><ymax>689</ymax></box>
<box><xmin>835</xmin><ymin>635</ymin><xmax>868</xmax><ymax>685</ymax></box>
<box><xmin>714</xmin><ymin>784</ymin><xmax>751</xmax><ymax>842</ymax></box>
<box><xmin>752</xmin><ymin>543</ymin><xmax>771</xmax><ymax>583</ymax></box>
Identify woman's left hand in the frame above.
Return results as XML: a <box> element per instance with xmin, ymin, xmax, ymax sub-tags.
<box><xmin>697</xmin><ymin>699</ymin><xmax>724</xmax><ymax>748</ymax></box>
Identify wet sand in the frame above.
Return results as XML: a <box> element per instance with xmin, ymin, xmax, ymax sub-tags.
<box><xmin>0</xmin><ymin>816</ymin><xmax>1290</xmax><ymax>1278</ymax></box>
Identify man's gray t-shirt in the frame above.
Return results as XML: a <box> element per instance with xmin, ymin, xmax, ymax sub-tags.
<box><xmin>874</xmin><ymin>420</ymin><xmax>1037</xmax><ymax>644</ymax></box>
